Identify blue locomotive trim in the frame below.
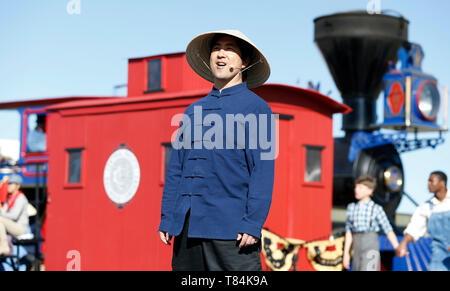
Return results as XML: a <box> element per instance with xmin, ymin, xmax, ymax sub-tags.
<box><xmin>380</xmin><ymin>43</ymin><xmax>444</xmax><ymax>132</ymax></box>
<box><xmin>348</xmin><ymin>131</ymin><xmax>396</xmax><ymax>162</ymax></box>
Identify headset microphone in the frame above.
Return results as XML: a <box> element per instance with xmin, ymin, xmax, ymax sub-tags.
<box><xmin>196</xmin><ymin>51</ymin><xmax>263</xmax><ymax>75</ymax></box>
<box><xmin>229</xmin><ymin>60</ymin><xmax>263</xmax><ymax>74</ymax></box>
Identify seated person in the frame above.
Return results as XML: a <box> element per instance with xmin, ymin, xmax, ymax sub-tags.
<box><xmin>0</xmin><ymin>174</ymin><xmax>29</xmax><ymax>255</ymax></box>
<box><xmin>27</xmin><ymin>114</ymin><xmax>47</xmax><ymax>153</ymax></box>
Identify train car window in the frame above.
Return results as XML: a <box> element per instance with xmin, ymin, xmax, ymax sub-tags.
<box><xmin>27</xmin><ymin>114</ymin><xmax>47</xmax><ymax>153</ymax></box>
<box><xmin>304</xmin><ymin>145</ymin><xmax>324</xmax><ymax>183</ymax></box>
<box><xmin>66</xmin><ymin>148</ymin><xmax>84</xmax><ymax>184</ymax></box>
<box><xmin>146</xmin><ymin>59</ymin><xmax>162</xmax><ymax>93</ymax></box>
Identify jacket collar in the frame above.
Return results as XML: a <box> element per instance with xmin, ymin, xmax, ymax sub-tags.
<box><xmin>210</xmin><ymin>82</ymin><xmax>247</xmax><ymax>97</ymax></box>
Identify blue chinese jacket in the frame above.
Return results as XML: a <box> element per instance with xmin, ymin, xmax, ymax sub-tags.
<box><xmin>158</xmin><ymin>82</ymin><xmax>275</xmax><ymax>239</ymax></box>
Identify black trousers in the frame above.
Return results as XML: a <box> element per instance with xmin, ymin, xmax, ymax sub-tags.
<box><xmin>172</xmin><ymin>211</ymin><xmax>262</xmax><ymax>271</ymax></box>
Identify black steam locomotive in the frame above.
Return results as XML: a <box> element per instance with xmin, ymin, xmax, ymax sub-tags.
<box><xmin>314</xmin><ymin>11</ymin><xmax>445</xmax><ymax>226</ymax></box>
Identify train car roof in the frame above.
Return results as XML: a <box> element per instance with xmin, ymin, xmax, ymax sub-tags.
<box><xmin>0</xmin><ymin>96</ymin><xmax>119</xmax><ymax>110</ymax></box>
<box><xmin>253</xmin><ymin>83</ymin><xmax>352</xmax><ymax>114</ymax></box>
<box><xmin>128</xmin><ymin>51</ymin><xmax>185</xmax><ymax>61</ymax></box>
<box><xmin>46</xmin><ymin>84</ymin><xmax>351</xmax><ymax>115</ymax></box>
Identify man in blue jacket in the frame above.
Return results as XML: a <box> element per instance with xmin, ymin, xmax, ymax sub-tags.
<box><xmin>158</xmin><ymin>30</ymin><xmax>276</xmax><ymax>271</ymax></box>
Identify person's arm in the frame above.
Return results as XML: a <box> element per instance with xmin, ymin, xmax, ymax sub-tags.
<box><xmin>0</xmin><ymin>176</ymin><xmax>8</xmax><ymax>204</ymax></box>
<box><xmin>387</xmin><ymin>231</ymin><xmax>399</xmax><ymax>250</ymax></box>
<box><xmin>373</xmin><ymin>206</ymin><xmax>401</xmax><ymax>251</ymax></box>
<box><xmin>374</xmin><ymin>205</ymin><xmax>399</xmax><ymax>250</ymax></box>
<box><xmin>343</xmin><ymin>231</ymin><xmax>353</xmax><ymax>270</ymax></box>
<box><xmin>239</xmin><ymin>105</ymin><xmax>275</xmax><ymax>243</ymax></box>
<box><xmin>396</xmin><ymin>233</ymin><xmax>413</xmax><ymax>257</ymax></box>
<box><xmin>343</xmin><ymin>204</ymin><xmax>353</xmax><ymax>269</ymax></box>
<box><xmin>1</xmin><ymin>195</ymin><xmax>27</xmax><ymax>222</ymax></box>
<box><xmin>396</xmin><ymin>204</ymin><xmax>429</xmax><ymax>257</ymax></box>
<box><xmin>374</xmin><ymin>205</ymin><xmax>394</xmax><ymax>234</ymax></box>
<box><xmin>158</xmin><ymin>116</ymin><xmax>188</xmax><ymax>244</ymax></box>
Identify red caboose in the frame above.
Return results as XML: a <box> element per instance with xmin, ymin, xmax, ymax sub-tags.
<box><xmin>44</xmin><ymin>52</ymin><xmax>349</xmax><ymax>270</ymax></box>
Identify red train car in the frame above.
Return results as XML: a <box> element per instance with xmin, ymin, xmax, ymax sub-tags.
<box><xmin>44</xmin><ymin>52</ymin><xmax>350</xmax><ymax>270</ymax></box>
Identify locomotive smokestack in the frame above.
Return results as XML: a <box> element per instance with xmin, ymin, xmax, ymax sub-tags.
<box><xmin>314</xmin><ymin>11</ymin><xmax>409</xmax><ymax>134</ymax></box>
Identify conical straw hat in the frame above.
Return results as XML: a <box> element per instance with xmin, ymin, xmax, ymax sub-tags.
<box><xmin>186</xmin><ymin>30</ymin><xmax>270</xmax><ymax>88</ymax></box>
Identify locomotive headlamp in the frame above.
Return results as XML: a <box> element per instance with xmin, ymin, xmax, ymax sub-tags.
<box><xmin>383</xmin><ymin>166</ymin><xmax>403</xmax><ymax>192</ymax></box>
<box><xmin>381</xmin><ymin>43</ymin><xmax>446</xmax><ymax>132</ymax></box>
<box><xmin>417</xmin><ymin>81</ymin><xmax>440</xmax><ymax>121</ymax></box>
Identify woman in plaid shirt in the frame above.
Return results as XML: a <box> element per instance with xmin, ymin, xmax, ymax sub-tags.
<box><xmin>343</xmin><ymin>175</ymin><xmax>400</xmax><ymax>271</ymax></box>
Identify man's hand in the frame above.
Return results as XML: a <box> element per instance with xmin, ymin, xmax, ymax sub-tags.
<box><xmin>237</xmin><ymin>233</ymin><xmax>258</xmax><ymax>248</ymax></box>
<box><xmin>395</xmin><ymin>242</ymin><xmax>409</xmax><ymax>257</ymax></box>
<box><xmin>159</xmin><ymin>231</ymin><xmax>172</xmax><ymax>246</ymax></box>
<box><xmin>396</xmin><ymin>234</ymin><xmax>413</xmax><ymax>257</ymax></box>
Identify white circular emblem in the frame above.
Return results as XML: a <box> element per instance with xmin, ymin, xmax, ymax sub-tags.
<box><xmin>103</xmin><ymin>147</ymin><xmax>140</xmax><ymax>208</ymax></box>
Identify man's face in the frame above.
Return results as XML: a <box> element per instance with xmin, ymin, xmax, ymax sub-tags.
<box><xmin>209</xmin><ymin>36</ymin><xmax>247</xmax><ymax>82</ymax></box>
<box><xmin>428</xmin><ymin>174</ymin><xmax>442</xmax><ymax>193</ymax></box>
<box><xmin>7</xmin><ymin>183</ymin><xmax>20</xmax><ymax>194</ymax></box>
<box><xmin>354</xmin><ymin>183</ymin><xmax>374</xmax><ymax>200</ymax></box>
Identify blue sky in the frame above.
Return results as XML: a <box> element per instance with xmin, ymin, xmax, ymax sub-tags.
<box><xmin>1</xmin><ymin>0</ymin><xmax>449</xmax><ymax>214</ymax></box>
